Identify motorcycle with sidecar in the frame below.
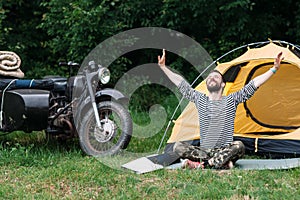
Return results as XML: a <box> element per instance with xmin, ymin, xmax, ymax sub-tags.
<box><xmin>0</xmin><ymin>60</ymin><xmax>133</xmax><ymax>156</ymax></box>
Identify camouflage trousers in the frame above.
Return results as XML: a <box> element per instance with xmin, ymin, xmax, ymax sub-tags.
<box><xmin>173</xmin><ymin>141</ymin><xmax>245</xmax><ymax>169</ymax></box>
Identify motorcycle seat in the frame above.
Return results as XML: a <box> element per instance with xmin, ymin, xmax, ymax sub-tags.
<box><xmin>0</xmin><ymin>79</ymin><xmax>55</xmax><ymax>91</ymax></box>
<box><xmin>43</xmin><ymin>77</ymin><xmax>67</xmax><ymax>92</ymax></box>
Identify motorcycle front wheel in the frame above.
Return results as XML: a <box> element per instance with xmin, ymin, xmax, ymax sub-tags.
<box><xmin>79</xmin><ymin>101</ymin><xmax>132</xmax><ymax>156</ymax></box>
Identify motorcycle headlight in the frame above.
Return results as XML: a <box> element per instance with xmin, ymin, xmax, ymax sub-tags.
<box><xmin>98</xmin><ymin>67</ymin><xmax>110</xmax><ymax>84</ymax></box>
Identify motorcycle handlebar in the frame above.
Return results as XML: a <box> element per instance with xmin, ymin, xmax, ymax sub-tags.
<box><xmin>59</xmin><ymin>61</ymin><xmax>80</xmax><ymax>67</ymax></box>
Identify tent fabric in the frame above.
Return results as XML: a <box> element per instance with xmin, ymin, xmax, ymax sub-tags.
<box><xmin>167</xmin><ymin>42</ymin><xmax>300</xmax><ymax>157</ymax></box>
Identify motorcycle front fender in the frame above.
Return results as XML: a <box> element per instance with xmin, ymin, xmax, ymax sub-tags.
<box><xmin>74</xmin><ymin>88</ymin><xmax>129</xmax><ymax>125</ymax></box>
<box><xmin>95</xmin><ymin>88</ymin><xmax>129</xmax><ymax>105</ymax></box>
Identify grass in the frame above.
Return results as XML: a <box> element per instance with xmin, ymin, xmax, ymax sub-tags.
<box><xmin>0</xmin><ymin>106</ymin><xmax>300</xmax><ymax>199</ymax></box>
<box><xmin>1</xmin><ymin>140</ymin><xmax>300</xmax><ymax>200</ymax></box>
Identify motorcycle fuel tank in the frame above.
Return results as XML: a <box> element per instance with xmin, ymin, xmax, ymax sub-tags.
<box><xmin>1</xmin><ymin>89</ymin><xmax>49</xmax><ymax>132</ymax></box>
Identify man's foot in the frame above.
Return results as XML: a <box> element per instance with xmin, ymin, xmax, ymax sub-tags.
<box><xmin>227</xmin><ymin>161</ymin><xmax>234</xmax><ymax>169</ymax></box>
<box><xmin>181</xmin><ymin>159</ymin><xmax>204</xmax><ymax>169</ymax></box>
<box><xmin>221</xmin><ymin>161</ymin><xmax>234</xmax><ymax>170</ymax></box>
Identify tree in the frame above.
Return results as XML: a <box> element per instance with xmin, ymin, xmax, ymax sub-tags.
<box><xmin>1</xmin><ymin>0</ymin><xmax>299</xmax><ymax>79</ymax></box>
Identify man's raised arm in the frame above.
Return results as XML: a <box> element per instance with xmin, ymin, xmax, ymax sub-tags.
<box><xmin>158</xmin><ymin>49</ymin><xmax>184</xmax><ymax>87</ymax></box>
<box><xmin>252</xmin><ymin>52</ymin><xmax>284</xmax><ymax>88</ymax></box>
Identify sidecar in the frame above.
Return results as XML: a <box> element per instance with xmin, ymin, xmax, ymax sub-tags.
<box><xmin>0</xmin><ymin>79</ymin><xmax>59</xmax><ymax>132</ymax></box>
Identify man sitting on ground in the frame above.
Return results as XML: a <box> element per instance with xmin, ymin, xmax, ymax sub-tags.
<box><xmin>157</xmin><ymin>49</ymin><xmax>284</xmax><ymax>169</ymax></box>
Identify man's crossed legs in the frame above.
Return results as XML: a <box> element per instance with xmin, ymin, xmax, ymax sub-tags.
<box><xmin>173</xmin><ymin>141</ymin><xmax>245</xmax><ymax>169</ymax></box>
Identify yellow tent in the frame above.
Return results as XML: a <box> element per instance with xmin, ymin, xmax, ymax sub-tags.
<box><xmin>167</xmin><ymin>42</ymin><xmax>300</xmax><ymax>157</ymax></box>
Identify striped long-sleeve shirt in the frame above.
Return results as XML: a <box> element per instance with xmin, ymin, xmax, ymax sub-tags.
<box><xmin>178</xmin><ymin>80</ymin><xmax>257</xmax><ymax>149</ymax></box>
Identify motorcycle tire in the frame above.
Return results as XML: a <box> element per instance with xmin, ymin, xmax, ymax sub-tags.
<box><xmin>79</xmin><ymin>101</ymin><xmax>132</xmax><ymax>156</ymax></box>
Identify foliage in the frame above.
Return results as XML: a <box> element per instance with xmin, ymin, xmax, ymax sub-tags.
<box><xmin>1</xmin><ymin>0</ymin><xmax>298</xmax><ymax>74</ymax></box>
<box><xmin>0</xmin><ymin>0</ymin><xmax>300</xmax><ymax>104</ymax></box>
<box><xmin>0</xmin><ymin>0</ymin><xmax>51</xmax><ymax>77</ymax></box>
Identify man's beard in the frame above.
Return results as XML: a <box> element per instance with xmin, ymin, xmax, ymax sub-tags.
<box><xmin>207</xmin><ymin>81</ymin><xmax>222</xmax><ymax>92</ymax></box>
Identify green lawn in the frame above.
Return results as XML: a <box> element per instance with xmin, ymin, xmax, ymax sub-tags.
<box><xmin>1</xmin><ymin>130</ymin><xmax>300</xmax><ymax>200</ymax></box>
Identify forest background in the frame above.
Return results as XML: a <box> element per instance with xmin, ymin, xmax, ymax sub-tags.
<box><xmin>1</xmin><ymin>0</ymin><xmax>299</xmax><ymax>111</ymax></box>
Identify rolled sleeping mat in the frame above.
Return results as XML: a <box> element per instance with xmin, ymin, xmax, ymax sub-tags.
<box><xmin>0</xmin><ymin>51</ymin><xmax>24</xmax><ymax>78</ymax></box>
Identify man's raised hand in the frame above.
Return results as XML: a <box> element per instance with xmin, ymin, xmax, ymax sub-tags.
<box><xmin>274</xmin><ymin>52</ymin><xmax>284</xmax><ymax>69</ymax></box>
<box><xmin>158</xmin><ymin>49</ymin><xmax>166</xmax><ymax>67</ymax></box>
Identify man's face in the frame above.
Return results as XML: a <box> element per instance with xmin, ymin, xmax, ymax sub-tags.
<box><xmin>206</xmin><ymin>72</ymin><xmax>224</xmax><ymax>92</ymax></box>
